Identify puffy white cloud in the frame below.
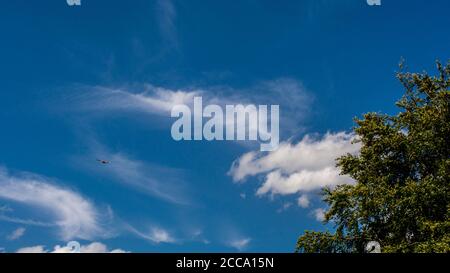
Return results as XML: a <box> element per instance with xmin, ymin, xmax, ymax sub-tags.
<box><xmin>297</xmin><ymin>195</ymin><xmax>310</xmax><ymax>208</ymax></box>
<box><xmin>313</xmin><ymin>208</ymin><xmax>325</xmax><ymax>222</ymax></box>
<box><xmin>229</xmin><ymin>132</ymin><xmax>360</xmax><ymax>197</ymax></box>
<box><xmin>256</xmin><ymin>167</ymin><xmax>349</xmax><ymax>196</ymax></box>
<box><xmin>53</xmin><ymin>242</ymin><xmax>128</xmax><ymax>253</ymax></box>
<box><xmin>7</xmin><ymin>227</ymin><xmax>26</xmax><ymax>240</ymax></box>
<box><xmin>16</xmin><ymin>245</ymin><xmax>46</xmax><ymax>253</ymax></box>
<box><xmin>16</xmin><ymin>242</ymin><xmax>128</xmax><ymax>253</ymax></box>
<box><xmin>0</xmin><ymin>167</ymin><xmax>107</xmax><ymax>240</ymax></box>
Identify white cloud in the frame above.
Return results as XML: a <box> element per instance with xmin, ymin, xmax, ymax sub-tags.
<box><xmin>313</xmin><ymin>208</ymin><xmax>325</xmax><ymax>222</ymax></box>
<box><xmin>277</xmin><ymin>202</ymin><xmax>293</xmax><ymax>213</ymax></box>
<box><xmin>189</xmin><ymin>229</ymin><xmax>210</xmax><ymax>245</ymax></box>
<box><xmin>67</xmin><ymin>78</ymin><xmax>310</xmax><ymax>134</ymax></box>
<box><xmin>297</xmin><ymin>195</ymin><xmax>310</xmax><ymax>208</ymax></box>
<box><xmin>228</xmin><ymin>238</ymin><xmax>251</xmax><ymax>251</ymax></box>
<box><xmin>71</xmin><ymin>84</ymin><xmax>199</xmax><ymax>116</ymax></box>
<box><xmin>0</xmin><ymin>215</ymin><xmax>53</xmax><ymax>227</ymax></box>
<box><xmin>53</xmin><ymin>242</ymin><xmax>128</xmax><ymax>253</ymax></box>
<box><xmin>7</xmin><ymin>227</ymin><xmax>26</xmax><ymax>240</ymax></box>
<box><xmin>254</xmin><ymin>78</ymin><xmax>312</xmax><ymax>128</ymax></box>
<box><xmin>128</xmin><ymin>225</ymin><xmax>176</xmax><ymax>244</ymax></box>
<box><xmin>59</xmin><ymin>78</ymin><xmax>312</xmax><ymax>156</ymax></box>
<box><xmin>256</xmin><ymin>167</ymin><xmax>349</xmax><ymax>196</ymax></box>
<box><xmin>16</xmin><ymin>242</ymin><xmax>128</xmax><ymax>253</ymax></box>
<box><xmin>16</xmin><ymin>245</ymin><xmax>46</xmax><ymax>253</ymax></box>
<box><xmin>0</xmin><ymin>167</ymin><xmax>107</xmax><ymax>240</ymax></box>
<box><xmin>229</xmin><ymin>132</ymin><xmax>360</xmax><ymax>196</ymax></box>
<box><xmin>156</xmin><ymin>0</ymin><xmax>179</xmax><ymax>49</ymax></box>
<box><xmin>98</xmin><ymin>153</ymin><xmax>188</xmax><ymax>204</ymax></box>
<box><xmin>148</xmin><ymin>227</ymin><xmax>175</xmax><ymax>244</ymax></box>
<box><xmin>208</xmin><ymin>78</ymin><xmax>312</xmax><ymax>137</ymax></box>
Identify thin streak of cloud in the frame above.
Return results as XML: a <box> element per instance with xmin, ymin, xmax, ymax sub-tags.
<box><xmin>0</xmin><ymin>215</ymin><xmax>54</xmax><ymax>227</ymax></box>
<box><xmin>6</xmin><ymin>227</ymin><xmax>26</xmax><ymax>241</ymax></box>
<box><xmin>61</xmin><ymin>78</ymin><xmax>311</xmax><ymax>139</ymax></box>
<box><xmin>156</xmin><ymin>0</ymin><xmax>179</xmax><ymax>51</ymax></box>
<box><xmin>73</xmin><ymin>135</ymin><xmax>190</xmax><ymax>205</ymax></box>
<box><xmin>127</xmin><ymin>225</ymin><xmax>176</xmax><ymax>244</ymax></box>
<box><xmin>63</xmin><ymin>84</ymin><xmax>199</xmax><ymax>117</ymax></box>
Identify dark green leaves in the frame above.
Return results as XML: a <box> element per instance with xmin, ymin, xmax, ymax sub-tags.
<box><xmin>296</xmin><ymin>61</ymin><xmax>450</xmax><ymax>253</ymax></box>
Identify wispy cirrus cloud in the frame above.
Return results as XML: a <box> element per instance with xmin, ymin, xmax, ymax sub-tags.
<box><xmin>0</xmin><ymin>205</ymin><xmax>12</xmax><ymax>213</ymax></box>
<box><xmin>73</xmin><ymin>135</ymin><xmax>190</xmax><ymax>205</ymax></box>
<box><xmin>62</xmin><ymin>78</ymin><xmax>312</xmax><ymax>137</ymax></box>
<box><xmin>6</xmin><ymin>227</ymin><xmax>26</xmax><ymax>241</ymax></box>
<box><xmin>156</xmin><ymin>0</ymin><xmax>179</xmax><ymax>50</ymax></box>
<box><xmin>0</xmin><ymin>215</ymin><xmax>53</xmax><ymax>227</ymax></box>
<box><xmin>0</xmin><ymin>167</ymin><xmax>110</xmax><ymax>241</ymax></box>
<box><xmin>216</xmin><ymin>222</ymin><xmax>252</xmax><ymax>251</ymax></box>
<box><xmin>127</xmin><ymin>225</ymin><xmax>176</xmax><ymax>244</ymax></box>
<box><xmin>64</xmin><ymin>84</ymin><xmax>199</xmax><ymax>117</ymax></box>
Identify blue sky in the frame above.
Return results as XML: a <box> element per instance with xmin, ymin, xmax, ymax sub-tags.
<box><xmin>0</xmin><ymin>0</ymin><xmax>449</xmax><ymax>253</ymax></box>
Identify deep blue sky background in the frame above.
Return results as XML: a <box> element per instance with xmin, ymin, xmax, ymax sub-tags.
<box><xmin>0</xmin><ymin>0</ymin><xmax>449</xmax><ymax>252</ymax></box>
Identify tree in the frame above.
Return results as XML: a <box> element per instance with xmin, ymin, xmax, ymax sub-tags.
<box><xmin>296</xmin><ymin>61</ymin><xmax>450</xmax><ymax>253</ymax></box>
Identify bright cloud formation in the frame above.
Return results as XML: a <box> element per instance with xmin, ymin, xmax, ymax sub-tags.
<box><xmin>67</xmin><ymin>78</ymin><xmax>311</xmax><ymax>132</ymax></box>
<box><xmin>16</xmin><ymin>242</ymin><xmax>127</xmax><ymax>253</ymax></box>
<box><xmin>229</xmin><ymin>132</ymin><xmax>360</xmax><ymax>199</ymax></box>
<box><xmin>0</xmin><ymin>167</ymin><xmax>106</xmax><ymax>240</ymax></box>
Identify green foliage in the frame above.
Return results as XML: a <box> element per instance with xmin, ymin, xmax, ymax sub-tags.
<box><xmin>296</xmin><ymin>61</ymin><xmax>450</xmax><ymax>253</ymax></box>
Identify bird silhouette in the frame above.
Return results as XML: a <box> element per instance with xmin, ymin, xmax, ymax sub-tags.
<box><xmin>96</xmin><ymin>159</ymin><xmax>111</xmax><ymax>164</ymax></box>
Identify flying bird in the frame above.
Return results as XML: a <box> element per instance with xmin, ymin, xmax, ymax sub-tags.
<box><xmin>96</xmin><ymin>159</ymin><xmax>111</xmax><ymax>164</ymax></box>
